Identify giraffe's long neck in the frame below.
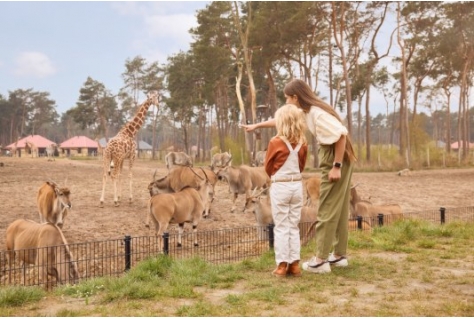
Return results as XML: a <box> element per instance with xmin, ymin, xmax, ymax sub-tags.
<box><xmin>119</xmin><ymin>99</ymin><xmax>153</xmax><ymax>138</ymax></box>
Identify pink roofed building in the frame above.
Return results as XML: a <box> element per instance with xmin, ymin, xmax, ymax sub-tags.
<box><xmin>59</xmin><ymin>136</ymin><xmax>99</xmax><ymax>157</ymax></box>
<box><xmin>450</xmin><ymin>141</ymin><xmax>474</xmax><ymax>150</ymax></box>
<box><xmin>5</xmin><ymin>135</ymin><xmax>56</xmax><ymax>157</ymax></box>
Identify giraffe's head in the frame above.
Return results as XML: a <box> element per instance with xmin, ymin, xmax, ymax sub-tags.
<box><xmin>147</xmin><ymin>91</ymin><xmax>159</xmax><ymax>106</ymax></box>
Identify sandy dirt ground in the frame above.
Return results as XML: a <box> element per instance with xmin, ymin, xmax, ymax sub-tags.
<box><xmin>0</xmin><ymin>156</ymin><xmax>473</xmax><ymax>248</ymax></box>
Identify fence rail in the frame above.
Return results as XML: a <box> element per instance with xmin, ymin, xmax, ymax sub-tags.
<box><xmin>1</xmin><ymin>206</ymin><xmax>473</xmax><ymax>289</ymax></box>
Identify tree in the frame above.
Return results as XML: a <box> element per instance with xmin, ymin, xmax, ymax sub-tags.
<box><xmin>120</xmin><ymin>56</ymin><xmax>164</xmax><ymax>159</ymax></box>
<box><xmin>71</xmin><ymin>77</ymin><xmax>120</xmax><ymax>140</ymax></box>
<box><xmin>28</xmin><ymin>91</ymin><xmax>58</xmax><ymax>136</ymax></box>
<box><xmin>166</xmin><ymin>52</ymin><xmax>203</xmax><ymax>153</ymax></box>
<box><xmin>331</xmin><ymin>2</ymin><xmax>354</xmax><ymax>135</ymax></box>
<box><xmin>442</xmin><ymin>2</ymin><xmax>474</xmax><ymax>161</ymax></box>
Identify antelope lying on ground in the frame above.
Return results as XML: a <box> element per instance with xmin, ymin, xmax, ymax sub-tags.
<box><xmin>350</xmin><ymin>183</ymin><xmax>403</xmax><ymax>226</ymax></box>
<box><xmin>6</xmin><ymin>219</ymin><xmax>79</xmax><ymax>289</ymax></box>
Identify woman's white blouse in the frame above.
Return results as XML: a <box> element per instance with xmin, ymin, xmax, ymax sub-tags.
<box><xmin>305</xmin><ymin>106</ymin><xmax>348</xmax><ymax>145</ymax></box>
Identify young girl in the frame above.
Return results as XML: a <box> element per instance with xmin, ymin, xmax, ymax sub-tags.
<box><xmin>264</xmin><ymin>103</ymin><xmax>308</xmax><ymax>277</ymax></box>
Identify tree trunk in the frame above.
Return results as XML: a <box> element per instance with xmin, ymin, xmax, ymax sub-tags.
<box><xmin>331</xmin><ymin>2</ymin><xmax>353</xmax><ymax>134</ymax></box>
<box><xmin>397</xmin><ymin>3</ymin><xmax>410</xmax><ymax>166</ymax></box>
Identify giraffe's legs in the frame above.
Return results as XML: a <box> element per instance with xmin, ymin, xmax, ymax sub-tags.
<box><xmin>128</xmin><ymin>155</ymin><xmax>135</xmax><ymax>204</ymax></box>
<box><xmin>112</xmin><ymin>159</ymin><xmax>125</xmax><ymax>206</ymax></box>
<box><xmin>117</xmin><ymin>173</ymin><xmax>121</xmax><ymax>204</ymax></box>
<box><xmin>113</xmin><ymin>176</ymin><xmax>119</xmax><ymax>207</ymax></box>
<box><xmin>99</xmin><ymin>162</ymin><xmax>109</xmax><ymax>208</ymax></box>
<box><xmin>100</xmin><ymin>153</ymin><xmax>113</xmax><ymax>207</ymax></box>
<box><xmin>128</xmin><ymin>170</ymin><xmax>133</xmax><ymax>204</ymax></box>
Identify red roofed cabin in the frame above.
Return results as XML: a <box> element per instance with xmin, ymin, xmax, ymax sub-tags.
<box><xmin>5</xmin><ymin>135</ymin><xmax>56</xmax><ymax>157</ymax></box>
<box><xmin>59</xmin><ymin>136</ymin><xmax>99</xmax><ymax>157</ymax></box>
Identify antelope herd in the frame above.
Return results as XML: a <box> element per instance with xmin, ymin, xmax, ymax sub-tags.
<box><xmin>2</xmin><ymin>147</ymin><xmax>404</xmax><ymax>290</ymax></box>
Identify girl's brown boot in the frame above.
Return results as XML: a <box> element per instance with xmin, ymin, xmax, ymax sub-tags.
<box><xmin>287</xmin><ymin>260</ymin><xmax>302</xmax><ymax>277</ymax></box>
<box><xmin>272</xmin><ymin>262</ymin><xmax>288</xmax><ymax>277</ymax></box>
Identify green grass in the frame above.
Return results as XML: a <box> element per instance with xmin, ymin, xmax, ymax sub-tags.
<box><xmin>2</xmin><ymin>219</ymin><xmax>474</xmax><ymax>316</ymax></box>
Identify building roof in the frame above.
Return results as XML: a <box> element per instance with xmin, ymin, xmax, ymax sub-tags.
<box><xmin>450</xmin><ymin>141</ymin><xmax>474</xmax><ymax>150</ymax></box>
<box><xmin>5</xmin><ymin>135</ymin><xmax>55</xmax><ymax>149</ymax></box>
<box><xmin>60</xmin><ymin>136</ymin><xmax>98</xmax><ymax>148</ymax></box>
<box><xmin>138</xmin><ymin>141</ymin><xmax>152</xmax><ymax>150</ymax></box>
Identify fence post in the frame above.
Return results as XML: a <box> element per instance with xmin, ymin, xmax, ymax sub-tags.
<box><xmin>378</xmin><ymin>214</ymin><xmax>384</xmax><ymax>227</ymax></box>
<box><xmin>163</xmin><ymin>232</ymin><xmax>169</xmax><ymax>255</ymax></box>
<box><xmin>440</xmin><ymin>207</ymin><xmax>446</xmax><ymax>224</ymax></box>
<box><xmin>124</xmin><ymin>235</ymin><xmax>131</xmax><ymax>272</ymax></box>
<box><xmin>267</xmin><ymin>224</ymin><xmax>275</xmax><ymax>249</ymax></box>
<box><xmin>356</xmin><ymin>216</ymin><xmax>363</xmax><ymax>230</ymax></box>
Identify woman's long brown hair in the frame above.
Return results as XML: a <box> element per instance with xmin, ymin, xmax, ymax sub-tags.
<box><xmin>284</xmin><ymin>79</ymin><xmax>357</xmax><ymax>163</ymax></box>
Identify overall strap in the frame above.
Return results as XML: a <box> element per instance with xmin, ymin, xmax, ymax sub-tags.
<box><xmin>280</xmin><ymin>136</ymin><xmax>302</xmax><ymax>153</ymax></box>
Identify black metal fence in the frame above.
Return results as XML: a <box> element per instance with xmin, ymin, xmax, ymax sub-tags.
<box><xmin>1</xmin><ymin>206</ymin><xmax>473</xmax><ymax>289</ymax></box>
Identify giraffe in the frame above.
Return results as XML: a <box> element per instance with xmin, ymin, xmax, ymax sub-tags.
<box><xmin>25</xmin><ymin>140</ymin><xmax>38</xmax><ymax>158</ymax></box>
<box><xmin>99</xmin><ymin>91</ymin><xmax>159</xmax><ymax>207</ymax></box>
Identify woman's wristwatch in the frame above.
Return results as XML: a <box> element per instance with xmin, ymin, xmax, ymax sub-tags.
<box><xmin>333</xmin><ymin>162</ymin><xmax>342</xmax><ymax>168</ymax></box>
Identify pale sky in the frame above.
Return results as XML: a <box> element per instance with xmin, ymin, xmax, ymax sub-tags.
<box><xmin>0</xmin><ymin>1</ymin><xmax>397</xmax><ymax>119</ymax></box>
<box><xmin>0</xmin><ymin>1</ymin><xmax>210</xmax><ymax>115</ymax></box>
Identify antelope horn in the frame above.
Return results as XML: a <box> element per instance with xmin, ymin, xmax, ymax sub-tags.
<box><xmin>351</xmin><ymin>182</ymin><xmax>360</xmax><ymax>189</ymax></box>
<box><xmin>250</xmin><ymin>187</ymin><xmax>259</xmax><ymax>197</ymax></box>
<box><xmin>199</xmin><ymin>167</ymin><xmax>210</xmax><ymax>182</ymax></box>
<box><xmin>46</xmin><ymin>178</ymin><xmax>58</xmax><ymax>187</ymax></box>
<box><xmin>153</xmin><ymin>169</ymin><xmax>157</xmax><ymax>181</ymax></box>
<box><xmin>189</xmin><ymin>167</ymin><xmax>205</xmax><ymax>180</ymax></box>
<box><xmin>253</xmin><ymin>187</ymin><xmax>269</xmax><ymax>198</ymax></box>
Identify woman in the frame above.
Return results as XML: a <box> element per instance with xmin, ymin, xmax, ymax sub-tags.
<box><xmin>242</xmin><ymin>79</ymin><xmax>357</xmax><ymax>274</ymax></box>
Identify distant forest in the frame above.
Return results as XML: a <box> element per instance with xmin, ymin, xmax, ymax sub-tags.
<box><xmin>1</xmin><ymin>2</ymin><xmax>473</xmax><ymax>166</ymax></box>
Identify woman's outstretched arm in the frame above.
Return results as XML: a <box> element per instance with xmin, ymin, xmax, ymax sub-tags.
<box><xmin>240</xmin><ymin>118</ymin><xmax>276</xmax><ymax>132</ymax></box>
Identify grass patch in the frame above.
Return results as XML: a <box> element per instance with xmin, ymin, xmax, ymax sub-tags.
<box><xmin>2</xmin><ymin>220</ymin><xmax>474</xmax><ymax>316</ymax></box>
<box><xmin>0</xmin><ymin>286</ymin><xmax>45</xmax><ymax>308</ymax></box>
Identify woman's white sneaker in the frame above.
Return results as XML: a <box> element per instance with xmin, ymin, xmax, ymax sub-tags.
<box><xmin>328</xmin><ymin>253</ymin><xmax>348</xmax><ymax>267</ymax></box>
<box><xmin>302</xmin><ymin>257</ymin><xmax>331</xmax><ymax>274</ymax></box>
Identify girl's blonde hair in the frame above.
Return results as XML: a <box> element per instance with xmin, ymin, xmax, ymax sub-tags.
<box><xmin>274</xmin><ymin>104</ymin><xmax>307</xmax><ymax>145</ymax></box>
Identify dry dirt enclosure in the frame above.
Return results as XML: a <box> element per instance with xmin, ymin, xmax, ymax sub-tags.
<box><xmin>0</xmin><ymin>157</ymin><xmax>474</xmax><ymax>249</ymax></box>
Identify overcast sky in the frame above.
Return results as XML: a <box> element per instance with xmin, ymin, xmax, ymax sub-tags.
<box><xmin>0</xmin><ymin>1</ymin><xmax>209</xmax><ymax>115</ymax></box>
<box><xmin>0</xmin><ymin>1</ymin><xmax>398</xmax><ymax>119</ymax></box>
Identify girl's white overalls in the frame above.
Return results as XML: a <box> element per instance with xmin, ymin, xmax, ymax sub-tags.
<box><xmin>269</xmin><ymin>138</ymin><xmax>303</xmax><ymax>265</ymax></box>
